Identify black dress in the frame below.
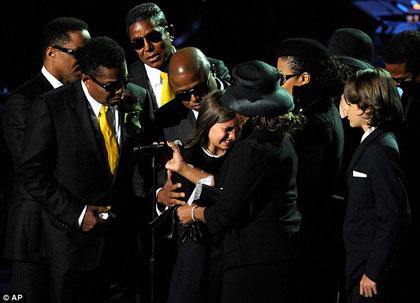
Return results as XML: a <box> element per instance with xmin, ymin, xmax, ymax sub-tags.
<box><xmin>167</xmin><ymin>144</ymin><xmax>228</xmax><ymax>303</ymax></box>
<box><xmin>204</xmin><ymin>124</ymin><xmax>301</xmax><ymax>303</ymax></box>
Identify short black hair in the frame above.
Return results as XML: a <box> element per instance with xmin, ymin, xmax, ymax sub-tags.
<box><xmin>41</xmin><ymin>17</ymin><xmax>88</xmax><ymax>56</ymax></box>
<box><xmin>382</xmin><ymin>30</ymin><xmax>420</xmax><ymax>77</ymax></box>
<box><xmin>125</xmin><ymin>2</ymin><xmax>168</xmax><ymax>34</ymax></box>
<box><xmin>77</xmin><ymin>36</ymin><xmax>126</xmax><ymax>78</ymax></box>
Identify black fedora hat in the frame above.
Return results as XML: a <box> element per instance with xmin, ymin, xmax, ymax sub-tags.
<box><xmin>220</xmin><ymin>60</ymin><xmax>294</xmax><ymax>116</ymax></box>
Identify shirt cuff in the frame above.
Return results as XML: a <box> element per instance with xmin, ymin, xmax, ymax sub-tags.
<box><xmin>78</xmin><ymin>205</ymin><xmax>87</xmax><ymax>227</ymax></box>
<box><xmin>155</xmin><ymin>188</ymin><xmax>168</xmax><ymax>216</ymax></box>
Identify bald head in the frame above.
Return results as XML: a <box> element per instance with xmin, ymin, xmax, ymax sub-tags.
<box><xmin>168</xmin><ymin>47</ymin><xmax>217</xmax><ymax>110</ymax></box>
<box><xmin>169</xmin><ymin>47</ymin><xmax>211</xmax><ymax>83</ymax></box>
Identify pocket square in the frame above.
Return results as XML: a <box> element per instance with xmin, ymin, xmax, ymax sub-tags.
<box><xmin>353</xmin><ymin>170</ymin><xmax>367</xmax><ymax>178</ymax></box>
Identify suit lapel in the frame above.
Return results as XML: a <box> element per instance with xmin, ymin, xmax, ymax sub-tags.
<box><xmin>70</xmin><ymin>82</ymin><xmax>111</xmax><ymax>178</ymax></box>
<box><xmin>346</xmin><ymin>128</ymin><xmax>384</xmax><ymax>179</ymax></box>
<box><xmin>37</xmin><ymin>73</ymin><xmax>55</xmax><ymax>91</ymax></box>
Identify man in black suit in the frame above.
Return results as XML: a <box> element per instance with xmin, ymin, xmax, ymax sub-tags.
<box><xmin>18</xmin><ymin>36</ymin><xmax>143</xmax><ymax>303</ymax></box>
<box><xmin>382</xmin><ymin>30</ymin><xmax>420</xmax><ymax>302</ymax></box>
<box><xmin>137</xmin><ymin>47</ymin><xmax>228</xmax><ymax>303</ymax></box>
<box><xmin>1</xmin><ymin>17</ymin><xmax>91</xmax><ymax>303</ymax></box>
<box><xmin>153</xmin><ymin>47</ymin><xmax>227</xmax><ymax>208</ymax></box>
<box><xmin>125</xmin><ymin>3</ymin><xmax>230</xmax><ymax>125</ymax></box>
<box><xmin>154</xmin><ymin>47</ymin><xmax>227</xmax><ymax>143</ymax></box>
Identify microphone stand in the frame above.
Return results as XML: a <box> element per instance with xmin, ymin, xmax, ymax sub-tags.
<box><xmin>132</xmin><ymin>141</ymin><xmax>182</xmax><ymax>303</ymax></box>
<box><xmin>150</xmin><ymin>154</ymin><xmax>157</xmax><ymax>303</ymax></box>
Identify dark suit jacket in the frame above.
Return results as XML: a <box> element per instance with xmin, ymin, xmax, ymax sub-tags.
<box><xmin>399</xmin><ymin>83</ymin><xmax>420</xmax><ymax>220</ymax></box>
<box><xmin>128</xmin><ymin>57</ymin><xmax>231</xmax><ymax>125</ymax></box>
<box><xmin>18</xmin><ymin>81</ymin><xmax>143</xmax><ymax>271</ymax></box>
<box><xmin>343</xmin><ymin>128</ymin><xmax>410</xmax><ymax>286</ymax></box>
<box><xmin>205</xmin><ymin>125</ymin><xmax>301</xmax><ymax>270</ymax></box>
<box><xmin>146</xmin><ymin>77</ymin><xmax>227</xmax><ymax>146</ymax></box>
<box><xmin>293</xmin><ymin>98</ymin><xmax>344</xmax><ymax>218</ymax></box>
<box><xmin>2</xmin><ymin>73</ymin><xmax>53</xmax><ymax>262</ymax></box>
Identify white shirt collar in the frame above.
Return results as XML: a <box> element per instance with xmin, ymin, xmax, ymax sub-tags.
<box><xmin>361</xmin><ymin>126</ymin><xmax>377</xmax><ymax>142</ymax></box>
<box><xmin>81</xmin><ymin>80</ymin><xmax>103</xmax><ymax>117</ymax></box>
<box><xmin>81</xmin><ymin>81</ymin><xmax>121</xmax><ymax>142</ymax></box>
<box><xmin>216</xmin><ymin>77</ymin><xmax>225</xmax><ymax>90</ymax></box>
<box><xmin>144</xmin><ymin>64</ymin><xmax>164</xmax><ymax>106</ymax></box>
<box><xmin>144</xmin><ymin>64</ymin><xmax>162</xmax><ymax>86</ymax></box>
<box><xmin>41</xmin><ymin>66</ymin><xmax>63</xmax><ymax>89</ymax></box>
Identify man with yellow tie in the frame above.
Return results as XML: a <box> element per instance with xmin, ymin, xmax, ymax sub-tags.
<box><xmin>125</xmin><ymin>2</ymin><xmax>231</xmax><ymax>127</ymax></box>
<box><xmin>18</xmin><ymin>36</ymin><xmax>143</xmax><ymax>303</ymax></box>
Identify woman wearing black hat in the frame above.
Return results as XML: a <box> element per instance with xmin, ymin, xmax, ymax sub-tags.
<box><xmin>276</xmin><ymin>37</ymin><xmax>348</xmax><ymax>303</ymax></box>
<box><xmin>167</xmin><ymin>60</ymin><xmax>302</xmax><ymax>303</ymax></box>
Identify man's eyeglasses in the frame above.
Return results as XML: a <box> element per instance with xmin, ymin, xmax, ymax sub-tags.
<box><xmin>130</xmin><ymin>30</ymin><xmax>164</xmax><ymax>50</ymax></box>
<box><xmin>89</xmin><ymin>75</ymin><xmax>129</xmax><ymax>93</ymax></box>
<box><xmin>280</xmin><ymin>73</ymin><xmax>301</xmax><ymax>85</ymax></box>
<box><xmin>392</xmin><ymin>76</ymin><xmax>412</xmax><ymax>85</ymax></box>
<box><xmin>53</xmin><ymin>45</ymin><xmax>79</xmax><ymax>57</ymax></box>
<box><xmin>175</xmin><ymin>72</ymin><xmax>212</xmax><ymax>101</ymax></box>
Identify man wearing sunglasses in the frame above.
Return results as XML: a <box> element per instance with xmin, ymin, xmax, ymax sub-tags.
<box><xmin>382</xmin><ymin>30</ymin><xmax>420</xmax><ymax>302</ymax></box>
<box><xmin>18</xmin><ymin>37</ymin><xmax>143</xmax><ymax>303</ymax></box>
<box><xmin>1</xmin><ymin>17</ymin><xmax>90</xmax><ymax>303</ymax></box>
<box><xmin>125</xmin><ymin>3</ymin><xmax>230</xmax><ymax>126</ymax></box>
<box><xmin>134</xmin><ymin>47</ymin><xmax>226</xmax><ymax>303</ymax></box>
<box><xmin>152</xmin><ymin>47</ymin><xmax>224</xmax><ymax>144</ymax></box>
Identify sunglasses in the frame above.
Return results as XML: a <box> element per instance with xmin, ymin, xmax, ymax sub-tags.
<box><xmin>175</xmin><ymin>73</ymin><xmax>212</xmax><ymax>101</ymax></box>
<box><xmin>130</xmin><ymin>30</ymin><xmax>164</xmax><ymax>50</ymax></box>
<box><xmin>53</xmin><ymin>45</ymin><xmax>79</xmax><ymax>57</ymax></box>
<box><xmin>90</xmin><ymin>75</ymin><xmax>130</xmax><ymax>93</ymax></box>
<box><xmin>280</xmin><ymin>73</ymin><xmax>301</xmax><ymax>85</ymax></box>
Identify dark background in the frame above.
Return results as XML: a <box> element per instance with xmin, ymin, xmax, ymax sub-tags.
<box><xmin>0</xmin><ymin>0</ymin><xmax>378</xmax><ymax>91</ymax></box>
<box><xmin>0</xmin><ymin>0</ymin><xmax>379</xmax><ymax>292</ymax></box>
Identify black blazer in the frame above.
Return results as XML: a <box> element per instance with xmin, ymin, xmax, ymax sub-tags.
<box><xmin>204</xmin><ymin>125</ymin><xmax>301</xmax><ymax>269</ymax></box>
<box><xmin>128</xmin><ymin>57</ymin><xmax>231</xmax><ymax>125</ymax></box>
<box><xmin>2</xmin><ymin>73</ymin><xmax>53</xmax><ymax>262</ymax></box>
<box><xmin>293</xmin><ymin>98</ymin><xmax>344</xmax><ymax>216</ymax></box>
<box><xmin>18</xmin><ymin>81</ymin><xmax>143</xmax><ymax>270</ymax></box>
<box><xmin>343</xmin><ymin>128</ymin><xmax>410</xmax><ymax>284</ymax></box>
<box><xmin>147</xmin><ymin>77</ymin><xmax>227</xmax><ymax>146</ymax></box>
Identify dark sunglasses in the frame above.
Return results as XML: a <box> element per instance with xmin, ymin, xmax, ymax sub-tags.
<box><xmin>175</xmin><ymin>73</ymin><xmax>212</xmax><ymax>101</ymax></box>
<box><xmin>130</xmin><ymin>30</ymin><xmax>164</xmax><ymax>50</ymax></box>
<box><xmin>90</xmin><ymin>75</ymin><xmax>130</xmax><ymax>93</ymax></box>
<box><xmin>280</xmin><ymin>73</ymin><xmax>301</xmax><ymax>85</ymax></box>
<box><xmin>53</xmin><ymin>45</ymin><xmax>79</xmax><ymax>57</ymax></box>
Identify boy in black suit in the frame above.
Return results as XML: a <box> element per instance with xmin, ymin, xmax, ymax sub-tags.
<box><xmin>340</xmin><ymin>68</ymin><xmax>410</xmax><ymax>303</ymax></box>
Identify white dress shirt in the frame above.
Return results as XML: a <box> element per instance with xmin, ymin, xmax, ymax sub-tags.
<box><xmin>41</xmin><ymin>66</ymin><xmax>63</xmax><ymax>88</ymax></box>
<box><xmin>78</xmin><ymin>81</ymin><xmax>121</xmax><ymax>226</ymax></box>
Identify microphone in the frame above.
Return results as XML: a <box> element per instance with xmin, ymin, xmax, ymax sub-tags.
<box><xmin>132</xmin><ymin>140</ymin><xmax>182</xmax><ymax>155</ymax></box>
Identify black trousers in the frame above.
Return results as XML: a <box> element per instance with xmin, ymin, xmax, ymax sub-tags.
<box><xmin>220</xmin><ymin>262</ymin><xmax>293</xmax><ymax>303</ymax></box>
<box><xmin>11</xmin><ymin>260</ymin><xmax>49</xmax><ymax>303</ymax></box>
<box><xmin>69</xmin><ymin>240</ymin><xmax>140</xmax><ymax>303</ymax></box>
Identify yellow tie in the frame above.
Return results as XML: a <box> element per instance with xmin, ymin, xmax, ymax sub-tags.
<box><xmin>160</xmin><ymin>71</ymin><xmax>175</xmax><ymax>106</ymax></box>
<box><xmin>99</xmin><ymin>105</ymin><xmax>119</xmax><ymax>175</ymax></box>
